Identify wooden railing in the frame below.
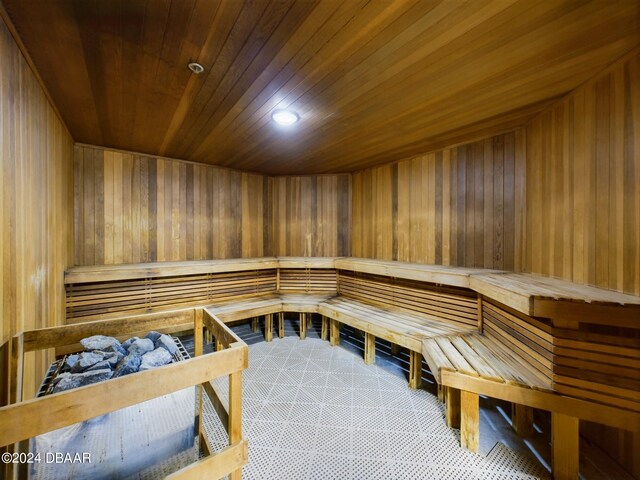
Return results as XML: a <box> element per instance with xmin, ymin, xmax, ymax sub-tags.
<box><xmin>0</xmin><ymin>307</ymin><xmax>248</xmax><ymax>480</ymax></box>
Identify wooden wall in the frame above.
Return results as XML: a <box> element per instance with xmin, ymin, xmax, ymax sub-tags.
<box><xmin>351</xmin><ymin>131</ymin><xmax>526</xmax><ymax>270</ymax></box>
<box><xmin>269</xmin><ymin>176</ymin><xmax>351</xmax><ymax>257</ymax></box>
<box><xmin>74</xmin><ymin>145</ymin><xmax>267</xmax><ymax>265</ymax></box>
<box><xmin>74</xmin><ymin>151</ymin><xmax>352</xmax><ymax>263</ymax></box>
<box><xmin>0</xmin><ymin>16</ymin><xmax>74</xmax><ymax>402</ymax></box>
<box><xmin>524</xmin><ymin>51</ymin><xmax>640</xmax><ymax>477</ymax></box>
<box><xmin>524</xmin><ymin>53</ymin><xmax>640</xmax><ymax>297</ymax></box>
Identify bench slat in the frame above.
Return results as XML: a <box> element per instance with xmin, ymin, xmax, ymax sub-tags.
<box><xmin>422</xmin><ymin>339</ymin><xmax>455</xmax><ymax>383</ymax></box>
<box><xmin>477</xmin><ymin>335</ymin><xmax>552</xmax><ymax>391</ymax></box>
<box><xmin>451</xmin><ymin>336</ymin><xmax>503</xmax><ymax>383</ymax></box>
<box><xmin>434</xmin><ymin>337</ymin><xmax>478</xmax><ymax>377</ymax></box>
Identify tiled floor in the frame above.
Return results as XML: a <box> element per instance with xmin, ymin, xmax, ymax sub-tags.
<box><xmin>204</xmin><ymin>317</ymin><xmax>551</xmax><ymax>480</ymax></box>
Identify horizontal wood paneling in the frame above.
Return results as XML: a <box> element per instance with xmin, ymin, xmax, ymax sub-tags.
<box><xmin>278</xmin><ymin>269</ymin><xmax>338</xmax><ymax>295</ymax></box>
<box><xmin>0</xmin><ymin>15</ymin><xmax>74</xmax><ymax>402</ymax></box>
<box><xmin>524</xmin><ymin>51</ymin><xmax>640</xmax><ymax>477</ymax></box>
<box><xmin>269</xmin><ymin>175</ymin><xmax>351</xmax><ymax>257</ymax></box>
<box><xmin>352</xmin><ymin>131</ymin><xmax>526</xmax><ymax>271</ymax></box>
<box><xmin>338</xmin><ymin>271</ymin><xmax>478</xmax><ymax>329</ymax></box>
<box><xmin>74</xmin><ymin>145</ymin><xmax>267</xmax><ymax>266</ymax></box>
<box><xmin>4</xmin><ymin>0</ymin><xmax>639</xmax><ymax>173</ymax></box>
<box><xmin>524</xmin><ymin>53</ymin><xmax>640</xmax><ymax>297</ymax></box>
<box><xmin>66</xmin><ymin>270</ymin><xmax>277</xmax><ymax>323</ymax></box>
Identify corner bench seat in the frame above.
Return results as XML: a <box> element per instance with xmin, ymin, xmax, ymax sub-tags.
<box><xmin>422</xmin><ymin>332</ymin><xmax>552</xmax><ymax>392</ymax></box>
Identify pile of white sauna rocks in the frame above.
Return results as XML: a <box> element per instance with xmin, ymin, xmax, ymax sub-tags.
<box><xmin>51</xmin><ymin>332</ymin><xmax>178</xmax><ymax>393</ymax></box>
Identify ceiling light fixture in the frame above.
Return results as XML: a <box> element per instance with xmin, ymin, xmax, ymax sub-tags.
<box><xmin>271</xmin><ymin>109</ymin><xmax>299</xmax><ymax>126</ymax></box>
<box><xmin>188</xmin><ymin>62</ymin><xmax>204</xmax><ymax>74</ymax></box>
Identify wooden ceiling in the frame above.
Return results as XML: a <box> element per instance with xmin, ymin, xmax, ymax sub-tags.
<box><xmin>3</xmin><ymin>0</ymin><xmax>639</xmax><ymax>174</ymax></box>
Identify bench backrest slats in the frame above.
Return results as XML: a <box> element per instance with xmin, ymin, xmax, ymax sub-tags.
<box><xmin>66</xmin><ymin>270</ymin><xmax>278</xmax><ymax>322</ymax></box>
<box><xmin>278</xmin><ymin>268</ymin><xmax>338</xmax><ymax>294</ymax></box>
<box><xmin>338</xmin><ymin>270</ymin><xmax>478</xmax><ymax>329</ymax></box>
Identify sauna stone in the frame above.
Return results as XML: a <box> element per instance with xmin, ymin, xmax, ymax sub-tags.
<box><xmin>122</xmin><ymin>336</ymin><xmax>139</xmax><ymax>349</ymax></box>
<box><xmin>86</xmin><ymin>360</ymin><xmax>113</xmax><ymax>372</ymax></box>
<box><xmin>139</xmin><ymin>347</ymin><xmax>172</xmax><ymax>371</ymax></box>
<box><xmin>103</xmin><ymin>352</ymin><xmax>122</xmax><ymax>367</ymax></box>
<box><xmin>70</xmin><ymin>351</ymin><xmax>104</xmax><ymax>373</ymax></box>
<box><xmin>53</xmin><ymin>369</ymin><xmax>113</xmax><ymax>393</ymax></box>
<box><xmin>127</xmin><ymin>338</ymin><xmax>154</xmax><ymax>355</ymax></box>
<box><xmin>80</xmin><ymin>334</ymin><xmax>122</xmax><ymax>352</ymax></box>
<box><xmin>103</xmin><ymin>343</ymin><xmax>127</xmax><ymax>356</ymax></box>
<box><xmin>62</xmin><ymin>354</ymin><xmax>79</xmax><ymax>372</ymax></box>
<box><xmin>155</xmin><ymin>334</ymin><xmax>178</xmax><ymax>355</ymax></box>
<box><xmin>45</xmin><ymin>333</ymin><xmax>179</xmax><ymax>396</ymax></box>
<box><xmin>113</xmin><ymin>354</ymin><xmax>142</xmax><ymax>377</ymax></box>
<box><xmin>145</xmin><ymin>331</ymin><xmax>162</xmax><ymax>343</ymax></box>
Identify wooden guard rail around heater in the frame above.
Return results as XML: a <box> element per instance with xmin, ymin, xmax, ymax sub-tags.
<box><xmin>0</xmin><ymin>308</ymin><xmax>249</xmax><ymax>480</ymax></box>
<box><xmin>63</xmin><ymin>257</ymin><xmax>640</xmax><ymax>480</ymax></box>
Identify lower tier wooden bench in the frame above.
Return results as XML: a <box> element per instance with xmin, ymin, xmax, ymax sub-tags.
<box><xmin>422</xmin><ymin>332</ymin><xmax>640</xmax><ymax>480</ymax></box>
<box><xmin>423</xmin><ymin>332</ymin><xmax>552</xmax><ymax>450</ymax></box>
<box><xmin>318</xmin><ymin>297</ymin><xmax>477</xmax><ymax>388</ymax></box>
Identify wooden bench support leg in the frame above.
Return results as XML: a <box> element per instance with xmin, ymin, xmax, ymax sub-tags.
<box><xmin>299</xmin><ymin>313</ymin><xmax>307</xmax><ymax>340</ymax></box>
<box><xmin>390</xmin><ymin>343</ymin><xmax>401</xmax><ymax>355</ymax></box>
<box><xmin>552</xmin><ymin>413</ymin><xmax>579</xmax><ymax>480</ymax></box>
<box><xmin>460</xmin><ymin>391</ymin><xmax>479</xmax><ymax>453</ymax></box>
<box><xmin>512</xmin><ymin>404</ymin><xmax>533</xmax><ymax>437</ymax></box>
<box><xmin>364</xmin><ymin>333</ymin><xmax>376</xmax><ymax>365</ymax></box>
<box><xmin>409</xmin><ymin>351</ymin><xmax>422</xmax><ymax>389</ymax></box>
<box><xmin>265</xmin><ymin>314</ymin><xmax>273</xmax><ymax>342</ymax></box>
<box><xmin>277</xmin><ymin>312</ymin><xmax>284</xmax><ymax>339</ymax></box>
<box><xmin>320</xmin><ymin>315</ymin><xmax>328</xmax><ymax>341</ymax></box>
<box><xmin>445</xmin><ymin>386</ymin><xmax>461</xmax><ymax>428</ymax></box>
<box><xmin>251</xmin><ymin>317</ymin><xmax>259</xmax><ymax>333</ymax></box>
<box><xmin>437</xmin><ymin>383</ymin><xmax>445</xmax><ymax>402</ymax></box>
<box><xmin>330</xmin><ymin>319</ymin><xmax>340</xmax><ymax>346</ymax></box>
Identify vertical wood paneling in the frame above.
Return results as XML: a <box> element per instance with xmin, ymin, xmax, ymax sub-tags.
<box><xmin>0</xmin><ymin>16</ymin><xmax>74</xmax><ymax>402</ymax></box>
<box><xmin>352</xmin><ymin>131</ymin><xmax>524</xmax><ymax>270</ymax></box>
<box><xmin>74</xmin><ymin>146</ymin><xmax>266</xmax><ymax>265</ymax></box>
<box><xmin>525</xmin><ymin>53</ymin><xmax>640</xmax><ymax>475</ymax></box>
<box><xmin>269</xmin><ymin>175</ymin><xmax>351</xmax><ymax>257</ymax></box>
<box><xmin>525</xmin><ymin>54</ymin><xmax>640</xmax><ymax>296</ymax></box>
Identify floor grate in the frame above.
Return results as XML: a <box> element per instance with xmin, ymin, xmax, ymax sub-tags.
<box><xmin>206</xmin><ymin>333</ymin><xmax>550</xmax><ymax>480</ymax></box>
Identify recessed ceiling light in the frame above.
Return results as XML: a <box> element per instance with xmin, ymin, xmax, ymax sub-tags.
<box><xmin>188</xmin><ymin>62</ymin><xmax>204</xmax><ymax>74</ymax></box>
<box><xmin>271</xmin><ymin>109</ymin><xmax>299</xmax><ymax>126</ymax></box>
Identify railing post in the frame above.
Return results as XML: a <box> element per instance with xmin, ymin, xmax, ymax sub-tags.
<box><xmin>229</xmin><ymin>347</ymin><xmax>245</xmax><ymax>480</ymax></box>
<box><xmin>194</xmin><ymin>309</ymin><xmax>204</xmax><ymax>453</ymax></box>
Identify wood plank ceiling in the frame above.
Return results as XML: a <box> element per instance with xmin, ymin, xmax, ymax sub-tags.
<box><xmin>3</xmin><ymin>0</ymin><xmax>639</xmax><ymax>174</ymax></box>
